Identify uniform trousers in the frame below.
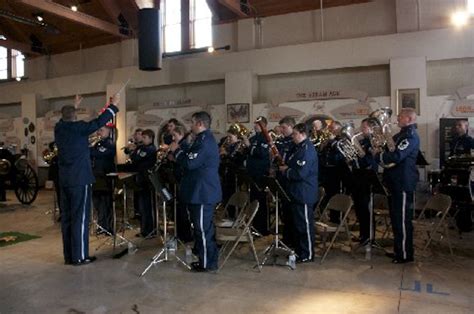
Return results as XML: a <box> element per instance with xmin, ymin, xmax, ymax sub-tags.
<box><xmin>352</xmin><ymin>181</ymin><xmax>374</xmax><ymax>243</ymax></box>
<box><xmin>250</xmin><ymin>181</ymin><xmax>270</xmax><ymax>235</ymax></box>
<box><xmin>291</xmin><ymin>202</ymin><xmax>315</xmax><ymax>260</ymax></box>
<box><xmin>60</xmin><ymin>184</ymin><xmax>92</xmax><ymax>262</ymax></box>
<box><xmin>187</xmin><ymin>204</ymin><xmax>219</xmax><ymax>270</ymax></box>
<box><xmin>388</xmin><ymin>191</ymin><xmax>414</xmax><ymax>260</ymax></box>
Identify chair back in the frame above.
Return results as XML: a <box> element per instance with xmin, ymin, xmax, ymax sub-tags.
<box><xmin>425</xmin><ymin>194</ymin><xmax>452</xmax><ymax>213</ymax></box>
<box><xmin>226</xmin><ymin>191</ymin><xmax>249</xmax><ymax>209</ymax></box>
<box><xmin>325</xmin><ymin>194</ymin><xmax>353</xmax><ymax>213</ymax></box>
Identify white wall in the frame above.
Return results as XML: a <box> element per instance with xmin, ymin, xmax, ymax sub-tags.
<box><xmin>427</xmin><ymin>57</ymin><xmax>474</xmax><ymax>96</ymax></box>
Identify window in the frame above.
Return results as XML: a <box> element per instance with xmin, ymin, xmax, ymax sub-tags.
<box><xmin>162</xmin><ymin>0</ymin><xmax>182</xmax><ymax>53</ymax></box>
<box><xmin>190</xmin><ymin>0</ymin><xmax>212</xmax><ymax>49</ymax></box>
<box><xmin>0</xmin><ymin>47</ymin><xmax>7</xmax><ymax>80</ymax></box>
<box><xmin>0</xmin><ymin>46</ymin><xmax>25</xmax><ymax>81</ymax></box>
<box><xmin>161</xmin><ymin>0</ymin><xmax>213</xmax><ymax>53</ymax></box>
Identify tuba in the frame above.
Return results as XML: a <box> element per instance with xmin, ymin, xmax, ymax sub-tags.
<box><xmin>367</xmin><ymin>108</ymin><xmax>396</xmax><ymax>168</ymax></box>
<box><xmin>336</xmin><ymin>123</ymin><xmax>366</xmax><ymax>164</ymax></box>
<box><xmin>227</xmin><ymin>123</ymin><xmax>250</xmax><ymax>153</ymax></box>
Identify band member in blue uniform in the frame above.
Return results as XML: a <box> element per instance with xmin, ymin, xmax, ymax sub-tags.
<box><xmin>244</xmin><ymin>116</ymin><xmax>271</xmax><ymax>235</ymax></box>
<box><xmin>130</xmin><ymin>129</ymin><xmax>157</xmax><ymax>238</ymax></box>
<box><xmin>219</xmin><ymin>126</ymin><xmax>246</xmax><ymax>218</ymax></box>
<box><xmin>375</xmin><ymin>108</ymin><xmax>419</xmax><ymax>264</ymax></box>
<box><xmin>320</xmin><ymin>121</ymin><xmax>350</xmax><ymax>223</ymax></box>
<box><xmin>55</xmin><ymin>95</ymin><xmax>119</xmax><ymax>265</ymax></box>
<box><xmin>90</xmin><ymin>126</ymin><xmax>116</xmax><ymax>235</ymax></box>
<box><xmin>279</xmin><ymin>123</ymin><xmax>318</xmax><ymax>263</ymax></box>
<box><xmin>170</xmin><ymin>111</ymin><xmax>221</xmax><ymax>272</ymax></box>
<box><xmin>449</xmin><ymin>119</ymin><xmax>473</xmax><ymax>232</ymax></box>
<box><xmin>169</xmin><ymin>124</ymin><xmax>193</xmax><ymax>243</ymax></box>
<box><xmin>351</xmin><ymin>119</ymin><xmax>379</xmax><ymax>244</ymax></box>
<box><xmin>125</xmin><ymin>128</ymin><xmax>143</xmax><ymax>218</ymax></box>
<box><xmin>275</xmin><ymin>116</ymin><xmax>296</xmax><ymax>248</ymax></box>
<box><xmin>450</xmin><ymin>120</ymin><xmax>474</xmax><ymax>156</ymax></box>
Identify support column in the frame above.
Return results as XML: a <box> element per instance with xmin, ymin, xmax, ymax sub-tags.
<box><xmin>225</xmin><ymin>71</ymin><xmax>258</xmax><ymax>127</ymax></box>
<box><xmin>21</xmin><ymin>93</ymin><xmax>40</xmax><ymax>169</ymax></box>
<box><xmin>106</xmin><ymin>84</ymin><xmax>127</xmax><ymax>164</ymax></box>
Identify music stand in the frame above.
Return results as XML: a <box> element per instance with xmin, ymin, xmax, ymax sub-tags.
<box><xmin>353</xmin><ymin>169</ymin><xmax>387</xmax><ymax>259</ymax></box>
<box><xmin>98</xmin><ymin>172</ymin><xmax>138</xmax><ymax>256</ymax></box>
<box><xmin>259</xmin><ymin>176</ymin><xmax>294</xmax><ymax>269</ymax></box>
<box><xmin>140</xmin><ymin>168</ymin><xmax>190</xmax><ymax>277</ymax></box>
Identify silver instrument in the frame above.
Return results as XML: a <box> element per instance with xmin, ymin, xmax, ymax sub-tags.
<box><xmin>336</xmin><ymin>123</ymin><xmax>366</xmax><ymax>166</ymax></box>
<box><xmin>367</xmin><ymin>108</ymin><xmax>396</xmax><ymax>168</ymax></box>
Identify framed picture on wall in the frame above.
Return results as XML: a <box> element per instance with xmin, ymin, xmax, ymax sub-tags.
<box><xmin>397</xmin><ymin>88</ymin><xmax>420</xmax><ymax>115</ymax></box>
<box><xmin>227</xmin><ymin>103</ymin><xmax>250</xmax><ymax>123</ymax></box>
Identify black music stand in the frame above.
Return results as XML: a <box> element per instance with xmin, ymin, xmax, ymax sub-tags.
<box><xmin>259</xmin><ymin>176</ymin><xmax>294</xmax><ymax>269</ymax></box>
<box><xmin>353</xmin><ymin>169</ymin><xmax>387</xmax><ymax>260</ymax></box>
<box><xmin>140</xmin><ymin>168</ymin><xmax>190</xmax><ymax>277</ymax></box>
<box><xmin>99</xmin><ymin>172</ymin><xmax>138</xmax><ymax>257</ymax></box>
<box><xmin>235</xmin><ymin>169</ymin><xmax>261</xmax><ymax>192</ymax></box>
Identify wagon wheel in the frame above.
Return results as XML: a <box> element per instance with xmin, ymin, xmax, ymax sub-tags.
<box><xmin>14</xmin><ymin>164</ymin><xmax>39</xmax><ymax>205</ymax></box>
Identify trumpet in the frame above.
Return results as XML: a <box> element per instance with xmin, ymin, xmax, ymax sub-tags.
<box><xmin>88</xmin><ymin>134</ymin><xmax>102</xmax><ymax>147</ymax></box>
<box><xmin>42</xmin><ymin>144</ymin><xmax>58</xmax><ymax>165</ymax></box>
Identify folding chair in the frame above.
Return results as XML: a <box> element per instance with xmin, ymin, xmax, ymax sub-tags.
<box><xmin>215</xmin><ymin>191</ymin><xmax>249</xmax><ymax>228</ymax></box>
<box><xmin>216</xmin><ymin>200</ymin><xmax>260</xmax><ymax>272</ymax></box>
<box><xmin>314</xmin><ymin>186</ymin><xmax>326</xmax><ymax>220</ymax></box>
<box><xmin>315</xmin><ymin>194</ymin><xmax>353</xmax><ymax>263</ymax></box>
<box><xmin>414</xmin><ymin>193</ymin><xmax>453</xmax><ymax>256</ymax></box>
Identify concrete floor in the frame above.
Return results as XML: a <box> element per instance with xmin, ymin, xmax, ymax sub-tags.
<box><xmin>0</xmin><ymin>191</ymin><xmax>473</xmax><ymax>314</ymax></box>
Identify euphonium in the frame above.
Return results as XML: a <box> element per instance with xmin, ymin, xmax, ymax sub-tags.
<box><xmin>336</xmin><ymin>124</ymin><xmax>366</xmax><ymax>164</ymax></box>
<box><xmin>228</xmin><ymin>123</ymin><xmax>250</xmax><ymax>139</ymax></box>
<box><xmin>367</xmin><ymin>107</ymin><xmax>396</xmax><ymax>168</ymax></box>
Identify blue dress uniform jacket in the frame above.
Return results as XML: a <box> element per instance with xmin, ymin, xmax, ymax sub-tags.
<box><xmin>130</xmin><ymin>143</ymin><xmax>157</xmax><ymax>185</ymax></box>
<box><xmin>90</xmin><ymin>138</ymin><xmax>116</xmax><ymax>176</ymax></box>
<box><xmin>246</xmin><ymin>132</ymin><xmax>271</xmax><ymax>177</ymax></box>
<box><xmin>174</xmin><ymin>129</ymin><xmax>222</xmax><ymax>204</ymax></box>
<box><xmin>284</xmin><ymin>138</ymin><xmax>319</xmax><ymax>204</ymax></box>
<box><xmin>450</xmin><ymin>134</ymin><xmax>474</xmax><ymax>156</ymax></box>
<box><xmin>55</xmin><ymin>104</ymin><xmax>118</xmax><ymax>188</ymax></box>
<box><xmin>376</xmin><ymin>124</ymin><xmax>420</xmax><ymax>192</ymax></box>
<box><xmin>276</xmin><ymin>135</ymin><xmax>295</xmax><ymax>162</ymax></box>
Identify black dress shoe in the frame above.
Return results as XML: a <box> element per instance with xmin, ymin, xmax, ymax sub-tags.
<box><xmin>72</xmin><ymin>256</ymin><xmax>97</xmax><ymax>266</ymax></box>
<box><xmin>190</xmin><ymin>262</ymin><xmax>217</xmax><ymax>273</ymax></box>
<box><xmin>392</xmin><ymin>257</ymin><xmax>414</xmax><ymax>264</ymax></box>
<box><xmin>64</xmin><ymin>260</ymin><xmax>73</xmax><ymax>265</ymax></box>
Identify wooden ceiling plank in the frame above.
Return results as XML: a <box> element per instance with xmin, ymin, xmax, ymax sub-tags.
<box><xmin>217</xmin><ymin>0</ymin><xmax>249</xmax><ymax>18</ymax></box>
<box><xmin>16</xmin><ymin>0</ymin><xmax>129</xmax><ymax>38</ymax></box>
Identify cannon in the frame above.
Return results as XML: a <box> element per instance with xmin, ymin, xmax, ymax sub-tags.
<box><xmin>0</xmin><ymin>146</ymin><xmax>39</xmax><ymax>205</ymax></box>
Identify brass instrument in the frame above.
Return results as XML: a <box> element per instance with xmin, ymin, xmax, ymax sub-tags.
<box><xmin>306</xmin><ymin>115</ymin><xmax>334</xmax><ymax>151</ymax></box>
<box><xmin>88</xmin><ymin>134</ymin><xmax>102</xmax><ymax>147</ymax></box>
<box><xmin>367</xmin><ymin>107</ymin><xmax>396</xmax><ymax>168</ymax></box>
<box><xmin>42</xmin><ymin>144</ymin><xmax>58</xmax><ymax>165</ymax></box>
<box><xmin>268</xmin><ymin>129</ymin><xmax>283</xmax><ymax>142</ymax></box>
<box><xmin>336</xmin><ymin>124</ymin><xmax>366</xmax><ymax>165</ymax></box>
<box><xmin>156</xmin><ymin>144</ymin><xmax>170</xmax><ymax>162</ymax></box>
<box><xmin>224</xmin><ymin>123</ymin><xmax>250</xmax><ymax>155</ymax></box>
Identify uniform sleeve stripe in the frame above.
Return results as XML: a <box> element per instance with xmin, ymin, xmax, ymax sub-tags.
<box><xmin>175</xmin><ymin>149</ymin><xmax>183</xmax><ymax>158</ymax></box>
<box><xmin>106</xmin><ymin>107</ymin><xmax>116</xmax><ymax>117</ymax></box>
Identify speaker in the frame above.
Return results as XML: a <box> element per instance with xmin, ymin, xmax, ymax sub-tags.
<box><xmin>138</xmin><ymin>8</ymin><xmax>162</xmax><ymax>71</ymax></box>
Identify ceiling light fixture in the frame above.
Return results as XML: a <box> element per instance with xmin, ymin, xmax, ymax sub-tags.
<box><xmin>33</xmin><ymin>13</ymin><xmax>44</xmax><ymax>22</ymax></box>
<box><xmin>207</xmin><ymin>47</ymin><xmax>215</xmax><ymax>53</ymax></box>
<box><xmin>71</xmin><ymin>5</ymin><xmax>78</xmax><ymax>12</ymax></box>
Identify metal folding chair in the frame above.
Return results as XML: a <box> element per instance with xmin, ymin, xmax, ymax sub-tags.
<box><xmin>216</xmin><ymin>200</ymin><xmax>260</xmax><ymax>272</ymax></box>
<box><xmin>315</xmin><ymin>194</ymin><xmax>353</xmax><ymax>263</ymax></box>
<box><xmin>414</xmin><ymin>193</ymin><xmax>453</xmax><ymax>256</ymax></box>
<box><xmin>314</xmin><ymin>186</ymin><xmax>326</xmax><ymax>220</ymax></box>
<box><xmin>215</xmin><ymin>191</ymin><xmax>249</xmax><ymax>228</ymax></box>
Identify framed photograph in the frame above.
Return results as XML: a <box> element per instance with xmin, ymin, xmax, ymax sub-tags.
<box><xmin>397</xmin><ymin>88</ymin><xmax>420</xmax><ymax>115</ymax></box>
<box><xmin>227</xmin><ymin>103</ymin><xmax>250</xmax><ymax>123</ymax></box>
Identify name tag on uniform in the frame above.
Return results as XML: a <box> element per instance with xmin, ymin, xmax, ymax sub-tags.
<box><xmin>139</xmin><ymin>151</ymin><xmax>147</xmax><ymax>157</ymax></box>
<box><xmin>98</xmin><ymin>146</ymin><xmax>107</xmax><ymax>153</ymax></box>
<box><xmin>188</xmin><ymin>152</ymin><xmax>198</xmax><ymax>159</ymax></box>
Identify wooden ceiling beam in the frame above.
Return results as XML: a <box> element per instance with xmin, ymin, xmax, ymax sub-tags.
<box><xmin>217</xmin><ymin>0</ymin><xmax>249</xmax><ymax>18</ymax></box>
<box><xmin>16</xmin><ymin>0</ymin><xmax>129</xmax><ymax>38</ymax></box>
